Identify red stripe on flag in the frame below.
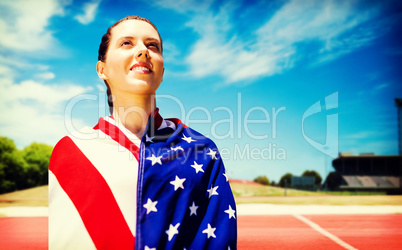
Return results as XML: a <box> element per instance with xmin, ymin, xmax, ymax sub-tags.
<box><xmin>49</xmin><ymin>136</ymin><xmax>135</xmax><ymax>249</ymax></box>
<box><xmin>95</xmin><ymin>118</ymin><xmax>140</xmax><ymax>161</ymax></box>
<box><xmin>152</xmin><ymin>108</ymin><xmax>163</xmax><ymax>129</ymax></box>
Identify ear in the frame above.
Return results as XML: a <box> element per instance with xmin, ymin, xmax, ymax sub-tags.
<box><xmin>96</xmin><ymin>61</ymin><xmax>109</xmax><ymax>80</ymax></box>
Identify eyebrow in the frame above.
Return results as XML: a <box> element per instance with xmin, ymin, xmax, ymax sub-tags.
<box><xmin>116</xmin><ymin>36</ymin><xmax>161</xmax><ymax>44</ymax></box>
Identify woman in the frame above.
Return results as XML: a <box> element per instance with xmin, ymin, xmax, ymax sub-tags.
<box><xmin>49</xmin><ymin>16</ymin><xmax>237</xmax><ymax>250</ymax></box>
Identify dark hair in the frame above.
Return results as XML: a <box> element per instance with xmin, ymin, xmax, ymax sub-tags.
<box><xmin>98</xmin><ymin>15</ymin><xmax>163</xmax><ymax>114</ymax></box>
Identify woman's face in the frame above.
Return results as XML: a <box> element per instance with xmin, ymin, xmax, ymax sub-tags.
<box><xmin>98</xmin><ymin>20</ymin><xmax>164</xmax><ymax>96</ymax></box>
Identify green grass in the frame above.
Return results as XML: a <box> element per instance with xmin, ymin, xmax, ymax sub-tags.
<box><xmin>0</xmin><ymin>183</ymin><xmax>401</xmax><ymax>207</ymax></box>
<box><xmin>230</xmin><ymin>182</ymin><xmax>402</xmax><ymax>205</ymax></box>
<box><xmin>230</xmin><ymin>182</ymin><xmax>322</xmax><ymax>197</ymax></box>
<box><xmin>319</xmin><ymin>191</ymin><xmax>387</xmax><ymax>195</ymax></box>
<box><xmin>230</xmin><ymin>182</ymin><xmax>389</xmax><ymax>197</ymax></box>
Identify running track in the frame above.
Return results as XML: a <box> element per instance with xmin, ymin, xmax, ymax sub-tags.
<box><xmin>1</xmin><ymin>214</ymin><xmax>401</xmax><ymax>249</ymax></box>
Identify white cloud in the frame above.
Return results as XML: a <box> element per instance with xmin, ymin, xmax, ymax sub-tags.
<box><xmin>256</xmin><ymin>0</ymin><xmax>381</xmax><ymax>62</ymax></box>
<box><xmin>0</xmin><ymin>65</ymin><xmax>15</xmax><ymax>78</ymax></box>
<box><xmin>373</xmin><ymin>83</ymin><xmax>389</xmax><ymax>91</ymax></box>
<box><xmin>0</xmin><ymin>77</ymin><xmax>92</xmax><ymax>148</ymax></box>
<box><xmin>166</xmin><ymin>0</ymin><xmax>390</xmax><ymax>83</ymax></box>
<box><xmin>0</xmin><ymin>0</ymin><xmax>98</xmax><ymax>148</ymax></box>
<box><xmin>74</xmin><ymin>0</ymin><xmax>101</xmax><ymax>25</ymax></box>
<box><xmin>163</xmin><ymin>41</ymin><xmax>181</xmax><ymax>65</ymax></box>
<box><xmin>151</xmin><ymin>0</ymin><xmax>214</xmax><ymax>13</ymax></box>
<box><xmin>343</xmin><ymin>129</ymin><xmax>394</xmax><ymax>141</ymax></box>
<box><xmin>344</xmin><ymin>131</ymin><xmax>373</xmax><ymax>140</ymax></box>
<box><xmin>35</xmin><ymin>72</ymin><xmax>56</xmax><ymax>80</ymax></box>
<box><xmin>342</xmin><ymin>140</ymin><xmax>397</xmax><ymax>155</ymax></box>
<box><xmin>0</xmin><ymin>0</ymin><xmax>71</xmax><ymax>53</ymax></box>
<box><xmin>184</xmin><ymin>5</ymin><xmax>279</xmax><ymax>84</ymax></box>
<box><xmin>0</xmin><ymin>55</ymin><xmax>33</xmax><ymax>69</ymax></box>
<box><xmin>0</xmin><ymin>55</ymin><xmax>54</xmax><ymax>81</ymax></box>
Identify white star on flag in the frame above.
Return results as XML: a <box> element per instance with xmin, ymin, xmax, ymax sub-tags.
<box><xmin>143</xmin><ymin>198</ymin><xmax>158</xmax><ymax>214</ymax></box>
<box><xmin>223</xmin><ymin>173</ymin><xmax>228</xmax><ymax>182</ymax></box>
<box><xmin>207</xmin><ymin>185</ymin><xmax>219</xmax><ymax>198</ymax></box>
<box><xmin>146</xmin><ymin>154</ymin><xmax>162</xmax><ymax>166</ymax></box>
<box><xmin>224</xmin><ymin>205</ymin><xmax>236</xmax><ymax>219</ymax></box>
<box><xmin>170</xmin><ymin>146</ymin><xmax>184</xmax><ymax>151</ymax></box>
<box><xmin>191</xmin><ymin>161</ymin><xmax>204</xmax><ymax>174</ymax></box>
<box><xmin>166</xmin><ymin>223</ymin><xmax>180</xmax><ymax>241</ymax></box>
<box><xmin>170</xmin><ymin>175</ymin><xmax>186</xmax><ymax>191</ymax></box>
<box><xmin>202</xmin><ymin>223</ymin><xmax>216</xmax><ymax>239</ymax></box>
<box><xmin>145</xmin><ymin>246</ymin><xmax>156</xmax><ymax>250</ymax></box>
<box><xmin>182</xmin><ymin>134</ymin><xmax>196</xmax><ymax>143</ymax></box>
<box><xmin>189</xmin><ymin>201</ymin><xmax>198</xmax><ymax>216</ymax></box>
<box><xmin>146</xmin><ymin>134</ymin><xmax>154</xmax><ymax>143</ymax></box>
<box><xmin>206</xmin><ymin>148</ymin><xmax>217</xmax><ymax>159</ymax></box>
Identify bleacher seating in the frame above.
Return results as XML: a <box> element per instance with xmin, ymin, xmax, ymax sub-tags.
<box><xmin>356</xmin><ymin>176</ymin><xmax>377</xmax><ymax>187</ymax></box>
<box><xmin>342</xmin><ymin>176</ymin><xmax>362</xmax><ymax>187</ymax></box>
<box><xmin>387</xmin><ymin>176</ymin><xmax>400</xmax><ymax>187</ymax></box>
<box><xmin>328</xmin><ymin>154</ymin><xmax>401</xmax><ymax>193</ymax></box>
<box><xmin>371</xmin><ymin>176</ymin><xmax>394</xmax><ymax>187</ymax></box>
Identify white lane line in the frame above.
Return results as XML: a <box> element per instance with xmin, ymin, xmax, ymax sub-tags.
<box><xmin>293</xmin><ymin>214</ymin><xmax>358</xmax><ymax>250</ymax></box>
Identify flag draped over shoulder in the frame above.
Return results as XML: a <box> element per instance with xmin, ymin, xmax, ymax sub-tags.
<box><xmin>49</xmin><ymin>109</ymin><xmax>237</xmax><ymax>250</ymax></box>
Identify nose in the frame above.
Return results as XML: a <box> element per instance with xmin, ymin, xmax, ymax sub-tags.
<box><xmin>136</xmin><ymin>47</ymin><xmax>149</xmax><ymax>60</ymax></box>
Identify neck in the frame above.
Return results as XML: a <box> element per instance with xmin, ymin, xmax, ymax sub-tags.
<box><xmin>111</xmin><ymin>92</ymin><xmax>156</xmax><ymax>138</ymax></box>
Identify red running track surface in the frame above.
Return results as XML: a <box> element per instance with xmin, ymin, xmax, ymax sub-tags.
<box><xmin>302</xmin><ymin>214</ymin><xmax>402</xmax><ymax>250</ymax></box>
<box><xmin>238</xmin><ymin>215</ymin><xmax>344</xmax><ymax>249</ymax></box>
<box><xmin>1</xmin><ymin>214</ymin><xmax>401</xmax><ymax>249</ymax></box>
<box><xmin>238</xmin><ymin>214</ymin><xmax>402</xmax><ymax>250</ymax></box>
<box><xmin>0</xmin><ymin>217</ymin><xmax>47</xmax><ymax>250</ymax></box>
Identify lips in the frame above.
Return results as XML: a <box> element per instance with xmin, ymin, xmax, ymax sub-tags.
<box><xmin>130</xmin><ymin>62</ymin><xmax>152</xmax><ymax>73</ymax></box>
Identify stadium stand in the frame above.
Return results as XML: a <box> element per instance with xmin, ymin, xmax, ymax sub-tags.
<box><xmin>387</xmin><ymin>176</ymin><xmax>400</xmax><ymax>187</ymax></box>
<box><xmin>371</xmin><ymin>176</ymin><xmax>394</xmax><ymax>187</ymax></box>
<box><xmin>356</xmin><ymin>176</ymin><xmax>377</xmax><ymax>187</ymax></box>
<box><xmin>324</xmin><ymin>154</ymin><xmax>402</xmax><ymax>194</ymax></box>
<box><xmin>342</xmin><ymin>176</ymin><xmax>362</xmax><ymax>187</ymax></box>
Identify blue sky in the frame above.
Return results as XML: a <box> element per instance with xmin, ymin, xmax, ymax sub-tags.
<box><xmin>1</xmin><ymin>0</ymin><xmax>401</xmax><ymax>182</ymax></box>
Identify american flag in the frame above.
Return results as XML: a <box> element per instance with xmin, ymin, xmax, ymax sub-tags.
<box><xmin>49</xmin><ymin>109</ymin><xmax>237</xmax><ymax>249</ymax></box>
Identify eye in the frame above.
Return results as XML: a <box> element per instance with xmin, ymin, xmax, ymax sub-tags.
<box><xmin>120</xmin><ymin>40</ymin><xmax>132</xmax><ymax>47</ymax></box>
<box><xmin>147</xmin><ymin>42</ymin><xmax>160</xmax><ymax>51</ymax></box>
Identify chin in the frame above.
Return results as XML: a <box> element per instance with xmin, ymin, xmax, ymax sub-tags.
<box><xmin>126</xmin><ymin>83</ymin><xmax>159</xmax><ymax>95</ymax></box>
